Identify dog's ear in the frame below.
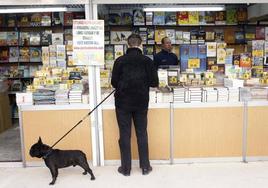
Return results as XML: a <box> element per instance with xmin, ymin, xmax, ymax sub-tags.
<box><xmin>38</xmin><ymin>137</ymin><xmax>43</xmax><ymax>144</ymax></box>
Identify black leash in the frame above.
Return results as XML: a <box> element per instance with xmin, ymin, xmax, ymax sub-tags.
<box><xmin>50</xmin><ymin>89</ymin><xmax>115</xmax><ymax>149</ymax></box>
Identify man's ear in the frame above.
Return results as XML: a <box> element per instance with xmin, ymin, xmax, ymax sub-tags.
<box><xmin>38</xmin><ymin>137</ymin><xmax>42</xmax><ymax>144</ymax></box>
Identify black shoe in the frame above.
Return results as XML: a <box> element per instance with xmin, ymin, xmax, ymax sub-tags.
<box><xmin>142</xmin><ymin>166</ymin><xmax>152</xmax><ymax>175</ymax></box>
<box><xmin>118</xmin><ymin>166</ymin><xmax>130</xmax><ymax>176</ymax></box>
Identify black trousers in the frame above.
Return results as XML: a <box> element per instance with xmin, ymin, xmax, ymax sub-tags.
<box><xmin>115</xmin><ymin>107</ymin><xmax>150</xmax><ymax>170</ymax></box>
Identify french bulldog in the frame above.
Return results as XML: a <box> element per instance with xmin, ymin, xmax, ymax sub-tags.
<box><xmin>29</xmin><ymin>137</ymin><xmax>95</xmax><ymax>185</ymax></box>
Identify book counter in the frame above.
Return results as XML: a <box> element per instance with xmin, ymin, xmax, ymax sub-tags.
<box><xmin>19</xmin><ymin>99</ymin><xmax>268</xmax><ymax>166</ymax></box>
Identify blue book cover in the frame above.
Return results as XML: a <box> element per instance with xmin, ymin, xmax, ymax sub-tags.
<box><xmin>189</xmin><ymin>45</ymin><xmax>198</xmax><ymax>58</ymax></box>
<box><xmin>153</xmin><ymin>12</ymin><xmax>165</xmax><ymax>25</ymax></box>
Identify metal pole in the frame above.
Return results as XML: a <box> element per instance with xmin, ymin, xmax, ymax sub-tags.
<box><xmin>170</xmin><ymin>102</ymin><xmax>174</xmax><ymax>164</ymax></box>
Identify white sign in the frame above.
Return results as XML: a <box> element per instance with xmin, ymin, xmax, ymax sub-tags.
<box><xmin>73</xmin><ymin>20</ymin><xmax>104</xmax><ymax>66</ymax></box>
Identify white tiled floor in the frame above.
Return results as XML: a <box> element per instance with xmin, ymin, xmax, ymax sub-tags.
<box><xmin>1</xmin><ymin>162</ymin><xmax>268</xmax><ymax>188</ymax></box>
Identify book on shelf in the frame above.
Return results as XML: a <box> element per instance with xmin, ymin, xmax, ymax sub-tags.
<box><xmin>30</xmin><ymin>47</ymin><xmax>41</xmax><ymax>62</ymax></box>
<box><xmin>216</xmin><ymin>42</ymin><xmax>227</xmax><ymax>64</ymax></box>
<box><xmin>158</xmin><ymin>69</ymin><xmax>168</xmax><ymax>87</ymax></box>
<box><xmin>133</xmin><ymin>9</ymin><xmax>145</xmax><ymax>26</ymax></box>
<box><xmin>167</xmin><ymin>69</ymin><xmax>179</xmax><ymax>86</ymax></box>
<box><xmin>105</xmin><ymin>45</ymin><xmax>114</xmax><ymax>61</ymax></box>
<box><xmin>30</xmin><ymin>13</ymin><xmax>42</xmax><ymax>27</ymax></box>
<box><xmin>147</xmin><ymin>28</ymin><xmax>155</xmax><ymax>44</ymax></box>
<box><xmin>182</xmin><ymin>32</ymin><xmax>190</xmax><ymax>44</ymax></box>
<box><xmin>198</xmin><ymin>30</ymin><xmax>205</xmax><ymax>44</ymax></box>
<box><xmin>7</xmin><ymin>31</ymin><xmax>19</xmax><ymax>46</ymax></box>
<box><xmin>237</xmin><ymin>7</ymin><xmax>248</xmax><ymax>22</ymax></box>
<box><xmin>19</xmin><ymin>47</ymin><xmax>30</xmax><ymax>62</ymax></box>
<box><xmin>153</xmin><ymin>12</ymin><xmax>165</xmax><ymax>25</ymax></box>
<box><xmin>155</xmin><ymin>29</ymin><xmax>166</xmax><ymax>44</ymax></box>
<box><xmin>52</xmin><ymin>33</ymin><xmax>64</xmax><ymax>45</ymax></box>
<box><xmin>9</xmin><ymin>47</ymin><xmax>19</xmax><ymax>62</ymax></box>
<box><xmin>67</xmin><ymin>55</ymin><xmax>74</xmax><ymax>66</ymax></box>
<box><xmin>56</xmin><ymin>45</ymin><xmax>66</xmax><ymax>61</ymax></box>
<box><xmin>17</xmin><ymin>14</ymin><xmax>30</xmax><ymax>27</ymax></box>
<box><xmin>41</xmin><ymin>30</ymin><xmax>52</xmax><ymax>46</ymax></box>
<box><xmin>139</xmin><ymin>31</ymin><xmax>147</xmax><ymax>44</ymax></box>
<box><xmin>165</xmin><ymin>29</ymin><xmax>175</xmax><ymax>44</ymax></box>
<box><xmin>177</xmin><ymin>12</ymin><xmax>189</xmax><ymax>25</ymax></box>
<box><xmin>226</xmin><ymin>9</ymin><xmax>237</xmax><ymax>25</ymax></box>
<box><xmin>19</xmin><ymin>32</ymin><xmax>30</xmax><ymax>46</ymax></box>
<box><xmin>100</xmin><ymin>69</ymin><xmax>111</xmax><ymax>88</ymax></box>
<box><xmin>188</xmin><ymin>11</ymin><xmax>199</xmax><ymax>25</ymax></box>
<box><xmin>145</xmin><ymin>12</ymin><xmax>153</xmax><ymax>25</ymax></box>
<box><xmin>175</xmin><ymin>31</ymin><xmax>183</xmax><ymax>44</ymax></box>
<box><xmin>6</xmin><ymin>14</ymin><xmax>16</xmax><ymax>27</ymax></box>
<box><xmin>57</xmin><ymin>60</ymin><xmax>67</xmax><ymax>69</ymax></box>
<box><xmin>110</xmin><ymin>31</ymin><xmax>132</xmax><ymax>44</ymax></box>
<box><xmin>0</xmin><ymin>47</ymin><xmax>9</xmax><ymax>62</ymax></box>
<box><xmin>235</xmin><ymin>31</ymin><xmax>245</xmax><ymax>44</ymax></box>
<box><xmin>215</xmin><ymin>11</ymin><xmax>226</xmax><ymax>25</ymax></box>
<box><xmin>64</xmin><ymin>12</ymin><xmax>73</xmax><ymax>26</ymax></box>
<box><xmin>205</xmin><ymin>31</ymin><xmax>215</xmax><ymax>41</ymax></box>
<box><xmin>0</xmin><ymin>32</ymin><xmax>7</xmax><ymax>46</ymax></box>
<box><xmin>233</xmin><ymin>54</ymin><xmax>240</xmax><ymax>66</ymax></box>
<box><xmin>240</xmin><ymin>53</ymin><xmax>252</xmax><ymax>68</ymax></box>
<box><xmin>30</xmin><ymin>32</ymin><xmax>41</xmax><ymax>46</ymax></box>
<box><xmin>256</xmin><ymin>27</ymin><xmax>265</xmax><ymax>40</ymax></box>
<box><xmin>215</xmin><ymin>29</ymin><xmax>224</xmax><ymax>42</ymax></box>
<box><xmin>52</xmin><ymin>12</ymin><xmax>64</xmax><ymax>26</ymax></box>
<box><xmin>206</xmin><ymin>42</ymin><xmax>217</xmax><ymax>57</ymax></box>
<box><xmin>245</xmin><ymin>27</ymin><xmax>256</xmax><ymax>41</ymax></box>
<box><xmin>108</xmin><ymin>10</ymin><xmax>121</xmax><ymax>25</ymax></box>
<box><xmin>165</xmin><ymin>12</ymin><xmax>177</xmax><ymax>25</ymax></box>
<box><xmin>41</xmin><ymin>13</ymin><xmax>51</xmax><ymax>26</ymax></box>
<box><xmin>225</xmin><ymin>48</ymin><xmax>234</xmax><ymax>64</ymax></box>
<box><xmin>121</xmin><ymin>10</ymin><xmax>133</xmax><ymax>25</ymax></box>
<box><xmin>252</xmin><ymin>40</ymin><xmax>264</xmax><ymax>57</ymax></box>
<box><xmin>205</xmin><ymin>11</ymin><xmax>215</xmax><ymax>24</ymax></box>
<box><xmin>143</xmin><ymin>45</ymin><xmax>154</xmax><ymax>60</ymax></box>
<box><xmin>105</xmin><ymin>31</ymin><xmax>110</xmax><ymax>45</ymax></box>
<box><xmin>252</xmin><ymin>57</ymin><xmax>264</xmax><ymax>66</ymax></box>
<box><xmin>199</xmin><ymin>11</ymin><xmax>206</xmax><ymax>25</ymax></box>
<box><xmin>114</xmin><ymin>45</ymin><xmax>124</xmax><ymax>60</ymax></box>
<box><xmin>224</xmin><ymin>28</ymin><xmax>235</xmax><ymax>44</ymax></box>
<box><xmin>190</xmin><ymin>30</ymin><xmax>198</xmax><ymax>44</ymax></box>
<box><xmin>42</xmin><ymin>46</ymin><xmax>49</xmax><ymax>66</ymax></box>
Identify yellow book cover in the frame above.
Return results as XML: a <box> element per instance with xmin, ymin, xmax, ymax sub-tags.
<box><xmin>188</xmin><ymin>58</ymin><xmax>200</xmax><ymax>69</ymax></box>
<box><xmin>188</xmin><ymin>12</ymin><xmax>199</xmax><ymax>25</ymax></box>
<box><xmin>155</xmin><ymin>29</ymin><xmax>166</xmax><ymax>44</ymax></box>
<box><xmin>177</xmin><ymin>12</ymin><xmax>189</xmax><ymax>25</ymax></box>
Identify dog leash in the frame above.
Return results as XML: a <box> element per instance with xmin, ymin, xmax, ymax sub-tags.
<box><xmin>45</xmin><ymin>89</ymin><xmax>115</xmax><ymax>157</ymax></box>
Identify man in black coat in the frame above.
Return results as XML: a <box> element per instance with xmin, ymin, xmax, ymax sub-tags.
<box><xmin>111</xmin><ymin>34</ymin><xmax>159</xmax><ymax>176</ymax></box>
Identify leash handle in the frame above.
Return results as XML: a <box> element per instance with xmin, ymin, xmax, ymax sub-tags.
<box><xmin>50</xmin><ymin>89</ymin><xmax>115</xmax><ymax>148</ymax></box>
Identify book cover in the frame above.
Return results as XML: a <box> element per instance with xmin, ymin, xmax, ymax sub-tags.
<box><xmin>105</xmin><ymin>31</ymin><xmax>110</xmax><ymax>45</ymax></box>
<box><xmin>30</xmin><ymin>13</ymin><xmax>42</xmax><ymax>27</ymax></box>
<box><xmin>52</xmin><ymin>33</ymin><xmax>64</xmax><ymax>45</ymax></box>
<box><xmin>19</xmin><ymin>32</ymin><xmax>30</xmax><ymax>46</ymax></box>
<box><xmin>224</xmin><ymin>28</ymin><xmax>235</xmax><ymax>44</ymax></box>
<box><xmin>252</xmin><ymin>40</ymin><xmax>264</xmax><ymax>57</ymax></box>
<box><xmin>256</xmin><ymin>27</ymin><xmax>265</xmax><ymax>40</ymax></box>
<box><xmin>143</xmin><ymin>45</ymin><xmax>154</xmax><ymax>60</ymax></box>
<box><xmin>158</xmin><ymin>69</ymin><xmax>168</xmax><ymax>87</ymax></box>
<box><xmin>30</xmin><ymin>47</ymin><xmax>41</xmax><ymax>62</ymax></box>
<box><xmin>233</xmin><ymin>54</ymin><xmax>240</xmax><ymax>65</ymax></box>
<box><xmin>52</xmin><ymin>12</ymin><xmax>64</xmax><ymax>26</ymax></box>
<box><xmin>182</xmin><ymin>31</ymin><xmax>190</xmax><ymax>44</ymax></box>
<box><xmin>9</xmin><ymin>47</ymin><xmax>19</xmax><ymax>62</ymax></box>
<box><xmin>215</xmin><ymin>29</ymin><xmax>224</xmax><ymax>42</ymax></box>
<box><xmin>145</xmin><ymin>12</ymin><xmax>153</xmax><ymax>25</ymax></box>
<box><xmin>110</xmin><ymin>31</ymin><xmax>132</xmax><ymax>44</ymax></box>
<box><xmin>105</xmin><ymin>45</ymin><xmax>114</xmax><ymax>61</ymax></box>
<box><xmin>19</xmin><ymin>47</ymin><xmax>30</xmax><ymax>62</ymax></box>
<box><xmin>57</xmin><ymin>60</ymin><xmax>66</xmax><ymax>68</ymax></box>
<box><xmin>41</xmin><ymin>13</ymin><xmax>51</xmax><ymax>26</ymax></box>
<box><xmin>166</xmin><ymin>29</ymin><xmax>175</xmax><ymax>44</ymax></box>
<box><xmin>215</xmin><ymin>11</ymin><xmax>226</xmax><ymax>25</ymax></box>
<box><xmin>205</xmin><ymin>11</ymin><xmax>215</xmax><ymax>24</ymax></box>
<box><xmin>0</xmin><ymin>15</ymin><xmax>5</xmax><ymax>27</ymax></box>
<box><xmin>108</xmin><ymin>10</ymin><xmax>121</xmax><ymax>25</ymax></box>
<box><xmin>237</xmin><ymin>7</ymin><xmax>247</xmax><ymax>23</ymax></box>
<box><xmin>155</xmin><ymin>29</ymin><xmax>166</xmax><ymax>44</ymax></box>
<box><xmin>17</xmin><ymin>14</ymin><xmax>30</xmax><ymax>27</ymax></box>
<box><xmin>153</xmin><ymin>12</ymin><xmax>165</xmax><ymax>25</ymax></box>
<box><xmin>180</xmin><ymin>45</ymin><xmax>189</xmax><ymax>72</ymax></box>
<box><xmin>147</xmin><ymin>28</ymin><xmax>155</xmax><ymax>44</ymax></box>
<box><xmin>100</xmin><ymin>69</ymin><xmax>111</xmax><ymax>88</ymax></box>
<box><xmin>225</xmin><ymin>48</ymin><xmax>234</xmax><ymax>64</ymax></box>
<box><xmin>140</xmin><ymin>31</ymin><xmax>147</xmax><ymax>44</ymax></box>
<box><xmin>189</xmin><ymin>45</ymin><xmax>198</xmax><ymax>58</ymax></box>
<box><xmin>217</xmin><ymin>42</ymin><xmax>227</xmax><ymax>64</ymax></box>
<box><xmin>235</xmin><ymin>31</ymin><xmax>245</xmax><ymax>44</ymax></box>
<box><xmin>30</xmin><ymin>32</ymin><xmax>41</xmax><ymax>46</ymax></box>
<box><xmin>167</xmin><ymin>69</ymin><xmax>179</xmax><ymax>86</ymax></box>
<box><xmin>6</xmin><ymin>14</ymin><xmax>16</xmax><ymax>27</ymax></box>
<box><xmin>199</xmin><ymin>11</ymin><xmax>206</xmax><ymax>25</ymax></box>
<box><xmin>64</xmin><ymin>12</ymin><xmax>73</xmax><ymax>26</ymax></box>
<box><xmin>251</xmin><ymin>66</ymin><xmax>263</xmax><ymax>78</ymax></box>
<box><xmin>190</xmin><ymin>30</ymin><xmax>198</xmax><ymax>44</ymax></box>
<box><xmin>121</xmin><ymin>10</ymin><xmax>133</xmax><ymax>25</ymax></box>
<box><xmin>205</xmin><ymin>31</ymin><xmax>215</xmax><ymax>41</ymax></box>
<box><xmin>0</xmin><ymin>32</ymin><xmax>7</xmax><ymax>46</ymax></box>
<box><xmin>198</xmin><ymin>30</ymin><xmax>206</xmax><ymax>44</ymax></box>
<box><xmin>133</xmin><ymin>9</ymin><xmax>145</xmax><ymax>26</ymax></box>
<box><xmin>0</xmin><ymin>47</ymin><xmax>8</xmax><ymax>62</ymax></box>
<box><xmin>114</xmin><ymin>45</ymin><xmax>124</xmax><ymax>60</ymax></box>
<box><xmin>252</xmin><ymin>57</ymin><xmax>263</xmax><ymax>66</ymax></box>
<box><xmin>226</xmin><ymin>9</ymin><xmax>237</xmax><ymax>25</ymax></box>
<box><xmin>245</xmin><ymin>27</ymin><xmax>256</xmax><ymax>41</ymax></box>
<box><xmin>206</xmin><ymin>42</ymin><xmax>217</xmax><ymax>57</ymax></box>
<box><xmin>240</xmin><ymin>53</ymin><xmax>252</xmax><ymax>68</ymax></box>
<box><xmin>188</xmin><ymin>11</ymin><xmax>199</xmax><ymax>25</ymax></box>
<box><xmin>165</xmin><ymin>12</ymin><xmax>177</xmax><ymax>25</ymax></box>
<box><xmin>41</xmin><ymin>30</ymin><xmax>52</xmax><ymax>46</ymax></box>
<box><xmin>177</xmin><ymin>12</ymin><xmax>189</xmax><ymax>25</ymax></box>
<box><xmin>7</xmin><ymin>31</ymin><xmax>18</xmax><ymax>46</ymax></box>
<box><xmin>56</xmin><ymin>45</ymin><xmax>66</xmax><ymax>61</ymax></box>
<box><xmin>175</xmin><ymin>31</ymin><xmax>183</xmax><ymax>44</ymax></box>
<box><xmin>41</xmin><ymin>46</ymin><xmax>49</xmax><ymax>66</ymax></box>
<box><xmin>64</xmin><ymin>29</ymin><xmax>73</xmax><ymax>41</ymax></box>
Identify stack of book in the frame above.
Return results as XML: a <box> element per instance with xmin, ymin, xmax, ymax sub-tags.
<box><xmin>173</xmin><ymin>87</ymin><xmax>185</xmax><ymax>103</ymax></box>
<box><xmin>33</xmin><ymin>89</ymin><xmax>55</xmax><ymax>105</ymax></box>
<box><xmin>228</xmin><ymin>87</ymin><xmax>240</xmax><ymax>102</ymax></box>
<box><xmin>250</xmin><ymin>87</ymin><xmax>268</xmax><ymax>101</ymax></box>
<box><xmin>216</xmin><ymin>87</ymin><xmax>229</xmax><ymax>102</ymax></box>
<box><xmin>202</xmin><ymin>87</ymin><xmax>218</xmax><ymax>102</ymax></box>
<box><xmin>189</xmin><ymin>87</ymin><xmax>202</xmax><ymax>102</ymax></box>
<box><xmin>149</xmin><ymin>90</ymin><xmax>156</xmax><ymax>103</ymax></box>
<box><xmin>156</xmin><ymin>92</ymin><xmax>173</xmax><ymax>103</ymax></box>
<box><xmin>69</xmin><ymin>84</ymin><xmax>83</xmax><ymax>104</ymax></box>
<box><xmin>55</xmin><ymin>89</ymin><xmax>69</xmax><ymax>105</ymax></box>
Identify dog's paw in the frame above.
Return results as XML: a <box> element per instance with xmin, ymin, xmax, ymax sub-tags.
<box><xmin>83</xmin><ymin>171</ymin><xmax>87</xmax><ymax>175</ymax></box>
<box><xmin>49</xmin><ymin>182</ymin><xmax>55</xmax><ymax>185</ymax></box>
<box><xmin>91</xmin><ymin>176</ymin><xmax>95</xmax><ymax>180</ymax></box>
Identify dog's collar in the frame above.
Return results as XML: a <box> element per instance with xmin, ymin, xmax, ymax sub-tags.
<box><xmin>42</xmin><ymin>148</ymin><xmax>53</xmax><ymax>159</ymax></box>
